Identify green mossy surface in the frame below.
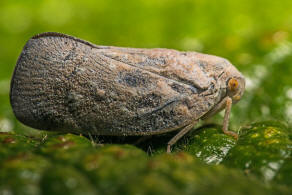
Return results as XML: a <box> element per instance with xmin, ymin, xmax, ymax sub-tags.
<box><xmin>274</xmin><ymin>157</ymin><xmax>292</xmax><ymax>186</ymax></box>
<box><xmin>1</xmin><ymin>121</ymin><xmax>292</xmax><ymax>194</ymax></box>
<box><xmin>0</xmin><ymin>132</ymin><xmax>39</xmax><ymax>161</ymax></box>
<box><xmin>39</xmin><ymin>134</ymin><xmax>96</xmax><ymax>164</ymax></box>
<box><xmin>40</xmin><ymin>165</ymin><xmax>98</xmax><ymax>195</ymax></box>
<box><xmin>0</xmin><ymin>153</ymin><xmax>51</xmax><ymax>195</ymax></box>
<box><xmin>79</xmin><ymin>145</ymin><xmax>148</xmax><ymax>194</ymax></box>
<box><xmin>222</xmin><ymin>122</ymin><xmax>292</xmax><ymax>182</ymax></box>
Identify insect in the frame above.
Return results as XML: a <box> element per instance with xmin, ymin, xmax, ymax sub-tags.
<box><xmin>10</xmin><ymin>32</ymin><xmax>245</xmax><ymax>153</ymax></box>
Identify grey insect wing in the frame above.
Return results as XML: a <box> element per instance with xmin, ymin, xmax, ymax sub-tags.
<box><xmin>10</xmin><ymin>32</ymin><xmax>245</xmax><ymax>152</ymax></box>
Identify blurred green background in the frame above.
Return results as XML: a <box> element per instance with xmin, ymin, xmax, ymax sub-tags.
<box><xmin>1</xmin><ymin>0</ymin><xmax>292</xmax><ymax>135</ymax></box>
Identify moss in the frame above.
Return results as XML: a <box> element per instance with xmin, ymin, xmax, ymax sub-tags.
<box><xmin>38</xmin><ymin>133</ymin><xmax>96</xmax><ymax>165</ymax></box>
<box><xmin>0</xmin><ymin>153</ymin><xmax>51</xmax><ymax>195</ymax></box>
<box><xmin>0</xmin><ymin>129</ymin><xmax>291</xmax><ymax>194</ymax></box>
<box><xmin>79</xmin><ymin>144</ymin><xmax>148</xmax><ymax>194</ymax></box>
<box><xmin>0</xmin><ymin>132</ymin><xmax>39</xmax><ymax>161</ymax></box>
<box><xmin>40</xmin><ymin>165</ymin><xmax>98</xmax><ymax>195</ymax></box>
<box><xmin>139</xmin><ymin>153</ymin><xmax>271</xmax><ymax>195</ymax></box>
<box><xmin>222</xmin><ymin>121</ymin><xmax>292</xmax><ymax>183</ymax></box>
<box><xmin>274</xmin><ymin>157</ymin><xmax>292</xmax><ymax>186</ymax></box>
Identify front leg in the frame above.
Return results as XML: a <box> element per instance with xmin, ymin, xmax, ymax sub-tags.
<box><xmin>222</xmin><ymin>97</ymin><xmax>238</xmax><ymax>139</ymax></box>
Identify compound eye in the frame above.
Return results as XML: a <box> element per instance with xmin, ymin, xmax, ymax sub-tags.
<box><xmin>228</xmin><ymin>78</ymin><xmax>239</xmax><ymax>91</ymax></box>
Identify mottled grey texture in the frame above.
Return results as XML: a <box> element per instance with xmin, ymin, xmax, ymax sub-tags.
<box><xmin>10</xmin><ymin>32</ymin><xmax>245</xmax><ymax>135</ymax></box>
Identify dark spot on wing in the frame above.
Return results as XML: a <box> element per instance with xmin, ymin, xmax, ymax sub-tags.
<box><xmin>120</xmin><ymin>70</ymin><xmax>149</xmax><ymax>87</ymax></box>
<box><xmin>123</xmin><ymin>74</ymin><xmax>138</xmax><ymax>87</ymax></box>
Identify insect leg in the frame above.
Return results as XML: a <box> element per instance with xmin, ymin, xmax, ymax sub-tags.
<box><xmin>222</xmin><ymin>97</ymin><xmax>238</xmax><ymax>139</ymax></box>
<box><xmin>167</xmin><ymin>120</ymin><xmax>198</xmax><ymax>153</ymax></box>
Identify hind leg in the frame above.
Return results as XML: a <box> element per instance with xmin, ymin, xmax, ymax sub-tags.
<box><xmin>167</xmin><ymin>120</ymin><xmax>198</xmax><ymax>153</ymax></box>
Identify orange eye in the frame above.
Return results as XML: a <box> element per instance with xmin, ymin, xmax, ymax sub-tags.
<box><xmin>228</xmin><ymin>78</ymin><xmax>239</xmax><ymax>91</ymax></box>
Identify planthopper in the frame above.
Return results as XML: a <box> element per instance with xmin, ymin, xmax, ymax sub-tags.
<box><xmin>10</xmin><ymin>32</ymin><xmax>245</xmax><ymax>153</ymax></box>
